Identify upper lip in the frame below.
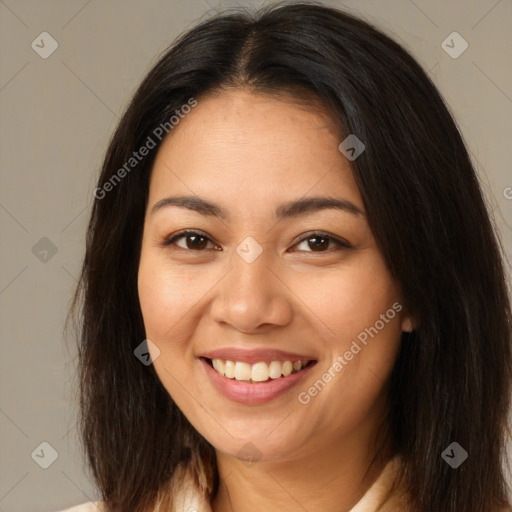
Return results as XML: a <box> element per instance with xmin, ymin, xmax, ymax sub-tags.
<box><xmin>200</xmin><ymin>348</ymin><xmax>316</xmax><ymax>365</ymax></box>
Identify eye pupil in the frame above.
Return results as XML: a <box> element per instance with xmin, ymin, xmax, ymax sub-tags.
<box><xmin>187</xmin><ymin>234</ymin><xmax>208</xmax><ymax>250</ymax></box>
<box><xmin>308</xmin><ymin>236</ymin><xmax>329</xmax><ymax>251</ymax></box>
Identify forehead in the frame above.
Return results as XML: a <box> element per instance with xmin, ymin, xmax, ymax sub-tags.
<box><xmin>148</xmin><ymin>90</ymin><xmax>363</xmax><ymax>213</ymax></box>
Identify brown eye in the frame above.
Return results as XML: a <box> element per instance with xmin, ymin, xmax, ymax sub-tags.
<box><xmin>184</xmin><ymin>233</ymin><xmax>209</xmax><ymax>250</ymax></box>
<box><xmin>164</xmin><ymin>230</ymin><xmax>217</xmax><ymax>251</ymax></box>
<box><xmin>294</xmin><ymin>232</ymin><xmax>351</xmax><ymax>253</ymax></box>
<box><xmin>306</xmin><ymin>235</ymin><xmax>331</xmax><ymax>251</ymax></box>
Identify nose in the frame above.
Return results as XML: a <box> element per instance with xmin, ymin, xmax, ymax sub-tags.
<box><xmin>210</xmin><ymin>249</ymin><xmax>294</xmax><ymax>334</ymax></box>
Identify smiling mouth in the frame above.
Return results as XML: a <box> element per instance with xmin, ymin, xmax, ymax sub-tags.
<box><xmin>202</xmin><ymin>357</ymin><xmax>317</xmax><ymax>383</ymax></box>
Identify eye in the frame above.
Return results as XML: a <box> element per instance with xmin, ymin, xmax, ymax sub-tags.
<box><xmin>292</xmin><ymin>231</ymin><xmax>351</xmax><ymax>253</ymax></box>
<box><xmin>162</xmin><ymin>230</ymin><xmax>351</xmax><ymax>253</ymax></box>
<box><xmin>162</xmin><ymin>230</ymin><xmax>220</xmax><ymax>251</ymax></box>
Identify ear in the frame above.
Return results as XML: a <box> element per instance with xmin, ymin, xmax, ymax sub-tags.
<box><xmin>402</xmin><ymin>308</ymin><xmax>419</xmax><ymax>332</ymax></box>
<box><xmin>401</xmin><ymin>315</ymin><xmax>414</xmax><ymax>333</ymax></box>
<box><xmin>396</xmin><ymin>293</ymin><xmax>418</xmax><ymax>333</ymax></box>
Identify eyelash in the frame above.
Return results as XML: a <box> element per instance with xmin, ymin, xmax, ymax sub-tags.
<box><xmin>161</xmin><ymin>229</ymin><xmax>352</xmax><ymax>253</ymax></box>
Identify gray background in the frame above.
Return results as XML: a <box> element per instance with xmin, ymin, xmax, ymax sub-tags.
<box><xmin>1</xmin><ymin>0</ymin><xmax>511</xmax><ymax>510</ymax></box>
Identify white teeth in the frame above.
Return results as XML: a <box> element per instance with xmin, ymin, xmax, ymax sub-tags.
<box><xmin>212</xmin><ymin>359</ymin><xmax>225</xmax><ymax>374</ymax></box>
<box><xmin>234</xmin><ymin>361</ymin><xmax>252</xmax><ymax>381</ymax></box>
<box><xmin>210</xmin><ymin>358</ymin><xmax>309</xmax><ymax>381</ymax></box>
<box><xmin>282</xmin><ymin>361</ymin><xmax>293</xmax><ymax>377</ymax></box>
<box><xmin>224</xmin><ymin>360</ymin><xmax>236</xmax><ymax>379</ymax></box>
<box><xmin>252</xmin><ymin>362</ymin><xmax>269</xmax><ymax>382</ymax></box>
<box><xmin>269</xmin><ymin>360</ymin><xmax>282</xmax><ymax>379</ymax></box>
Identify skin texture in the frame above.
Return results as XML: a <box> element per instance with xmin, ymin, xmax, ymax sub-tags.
<box><xmin>137</xmin><ymin>90</ymin><xmax>414</xmax><ymax>512</ymax></box>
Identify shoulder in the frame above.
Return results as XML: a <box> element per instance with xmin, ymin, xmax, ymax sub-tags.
<box><xmin>55</xmin><ymin>502</ymin><xmax>103</xmax><ymax>512</ymax></box>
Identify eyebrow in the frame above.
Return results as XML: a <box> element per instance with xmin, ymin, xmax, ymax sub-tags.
<box><xmin>150</xmin><ymin>195</ymin><xmax>364</xmax><ymax>220</ymax></box>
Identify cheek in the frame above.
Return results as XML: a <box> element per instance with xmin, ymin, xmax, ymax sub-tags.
<box><xmin>137</xmin><ymin>251</ymin><xmax>225</xmax><ymax>393</ymax></box>
<box><xmin>137</xmin><ymin>253</ymin><xmax>201</xmax><ymax>342</ymax></box>
<box><xmin>138</xmin><ymin>262</ymin><xmax>173</xmax><ymax>339</ymax></box>
<box><xmin>137</xmin><ymin>256</ymin><xmax>200</xmax><ymax>400</ymax></box>
<box><xmin>289</xmin><ymin>256</ymin><xmax>402</xmax><ymax>425</ymax></box>
<box><xmin>310</xmin><ymin>323</ymin><xmax>401</xmax><ymax>439</ymax></box>
<box><xmin>288</xmin><ymin>254</ymin><xmax>399</xmax><ymax>345</ymax></box>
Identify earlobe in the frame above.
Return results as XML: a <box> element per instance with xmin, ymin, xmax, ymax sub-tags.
<box><xmin>401</xmin><ymin>316</ymin><xmax>414</xmax><ymax>333</ymax></box>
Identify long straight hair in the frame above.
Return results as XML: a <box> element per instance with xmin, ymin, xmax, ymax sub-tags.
<box><xmin>70</xmin><ymin>3</ymin><xmax>512</xmax><ymax>511</ymax></box>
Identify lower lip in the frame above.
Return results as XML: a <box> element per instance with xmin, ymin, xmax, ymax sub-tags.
<box><xmin>200</xmin><ymin>358</ymin><xmax>316</xmax><ymax>405</ymax></box>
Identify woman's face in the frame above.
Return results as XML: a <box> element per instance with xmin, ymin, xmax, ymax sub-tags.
<box><xmin>138</xmin><ymin>90</ymin><xmax>412</xmax><ymax>463</ymax></box>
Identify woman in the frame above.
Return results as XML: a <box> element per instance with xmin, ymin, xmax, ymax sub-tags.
<box><xmin>62</xmin><ymin>2</ymin><xmax>512</xmax><ymax>511</ymax></box>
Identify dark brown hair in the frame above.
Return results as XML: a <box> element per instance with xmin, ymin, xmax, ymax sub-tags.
<box><xmin>70</xmin><ymin>2</ymin><xmax>512</xmax><ymax>511</ymax></box>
